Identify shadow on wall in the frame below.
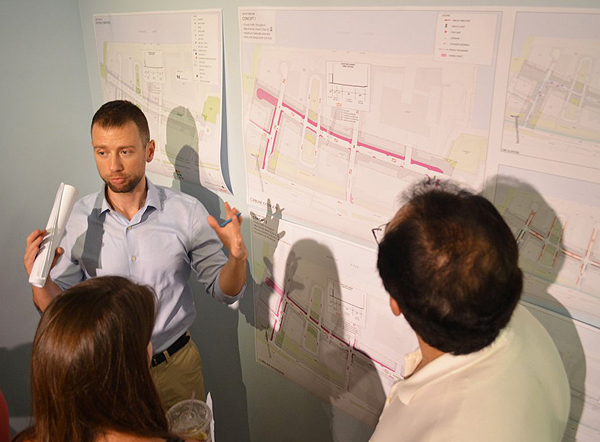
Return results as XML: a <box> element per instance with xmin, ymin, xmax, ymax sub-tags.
<box><xmin>0</xmin><ymin>343</ymin><xmax>32</xmax><ymax>436</ymax></box>
<box><xmin>488</xmin><ymin>175</ymin><xmax>585</xmax><ymax>437</ymax></box>
<box><xmin>243</xmin><ymin>207</ymin><xmax>385</xmax><ymax>441</ymax></box>
<box><xmin>165</xmin><ymin>105</ymin><xmax>250</xmax><ymax>442</ymax></box>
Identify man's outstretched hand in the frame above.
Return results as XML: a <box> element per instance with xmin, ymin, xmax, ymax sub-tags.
<box><xmin>207</xmin><ymin>202</ymin><xmax>248</xmax><ymax>261</ymax></box>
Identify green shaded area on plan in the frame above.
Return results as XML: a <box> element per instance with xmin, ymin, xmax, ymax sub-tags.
<box><xmin>135</xmin><ymin>64</ymin><xmax>141</xmax><ymax>95</ymax></box>
<box><xmin>202</xmin><ymin>96</ymin><xmax>220</xmax><ymax>124</ymax></box>
<box><xmin>304</xmin><ymin>323</ymin><xmax>319</xmax><ymax>354</ymax></box>
<box><xmin>99</xmin><ymin>42</ymin><xmax>107</xmax><ymax>79</ymax></box>
<box><xmin>310</xmin><ymin>286</ymin><xmax>322</xmax><ymax>323</ymax></box>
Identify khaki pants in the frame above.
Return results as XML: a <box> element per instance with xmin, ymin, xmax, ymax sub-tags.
<box><xmin>150</xmin><ymin>335</ymin><xmax>205</xmax><ymax>411</ymax></box>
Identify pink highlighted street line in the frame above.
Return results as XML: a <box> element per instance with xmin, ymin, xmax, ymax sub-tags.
<box><xmin>357</xmin><ymin>141</ymin><xmax>405</xmax><ymax>160</ymax></box>
<box><xmin>264</xmin><ymin>272</ymin><xmax>396</xmax><ymax>371</ymax></box>
<box><xmin>268</xmin><ymin>114</ymin><xmax>276</xmax><ymax>136</ymax></box>
<box><xmin>262</xmin><ymin>140</ymin><xmax>269</xmax><ymax>169</ymax></box>
<box><xmin>265</xmin><ymin>277</ymin><xmax>284</xmax><ymax>316</ymax></box>
<box><xmin>256</xmin><ymin>86</ymin><xmax>445</xmax><ymax>174</ymax></box>
<box><xmin>257</xmin><ymin>87</ymin><xmax>279</xmax><ymax>106</ymax></box>
<box><xmin>266</xmin><ymin>276</ymin><xmax>284</xmax><ymax>295</ymax></box>
<box><xmin>289</xmin><ymin>297</ymin><xmax>308</xmax><ymax>315</ymax></box>
<box><xmin>271</xmin><ymin>132</ymin><xmax>278</xmax><ymax>154</ymax></box>
<box><xmin>410</xmin><ymin>160</ymin><xmax>444</xmax><ymax>174</ymax></box>
<box><xmin>332</xmin><ymin>333</ymin><xmax>350</xmax><ymax>347</ymax></box>
<box><xmin>282</xmin><ymin>101</ymin><xmax>304</xmax><ymax>119</ymax></box>
<box><xmin>255</xmin><ymin>87</ymin><xmax>277</xmax><ymax>145</ymax></box>
<box><xmin>249</xmin><ymin>118</ymin><xmax>270</xmax><ymax>135</ymax></box>
<box><xmin>320</xmin><ymin>125</ymin><xmax>353</xmax><ymax>144</ymax></box>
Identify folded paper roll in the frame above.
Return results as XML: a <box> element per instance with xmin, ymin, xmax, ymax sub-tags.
<box><xmin>29</xmin><ymin>183</ymin><xmax>78</xmax><ymax>288</ymax></box>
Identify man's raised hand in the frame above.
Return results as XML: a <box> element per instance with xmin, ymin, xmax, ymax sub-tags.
<box><xmin>207</xmin><ymin>202</ymin><xmax>248</xmax><ymax>261</ymax></box>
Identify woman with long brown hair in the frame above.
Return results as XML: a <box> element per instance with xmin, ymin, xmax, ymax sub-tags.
<box><xmin>13</xmin><ymin>276</ymin><xmax>190</xmax><ymax>442</ymax></box>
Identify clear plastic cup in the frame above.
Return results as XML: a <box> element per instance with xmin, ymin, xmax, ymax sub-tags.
<box><xmin>166</xmin><ymin>399</ymin><xmax>212</xmax><ymax>442</ymax></box>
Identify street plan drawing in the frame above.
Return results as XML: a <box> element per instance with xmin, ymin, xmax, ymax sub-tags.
<box><xmin>495</xmin><ymin>166</ymin><xmax>600</xmax><ymax>329</ymax></box>
<box><xmin>240</xmin><ymin>8</ymin><xmax>501</xmax><ymax>242</ymax></box>
<box><xmin>524</xmin><ymin>302</ymin><xmax>600</xmax><ymax>442</ymax></box>
<box><xmin>94</xmin><ymin>10</ymin><xmax>230</xmax><ymax>193</ymax></box>
<box><xmin>237</xmin><ymin>8</ymin><xmax>600</xmax><ymax>439</ymax></box>
<box><xmin>485</xmin><ymin>11</ymin><xmax>600</xmax><ymax>441</ymax></box>
<box><xmin>501</xmin><ymin>12</ymin><xmax>600</xmax><ymax>170</ymax></box>
<box><xmin>250</xmin><ymin>212</ymin><xmax>418</xmax><ymax>427</ymax></box>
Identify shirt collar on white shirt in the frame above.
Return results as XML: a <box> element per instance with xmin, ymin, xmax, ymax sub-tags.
<box><xmin>395</xmin><ymin>323</ymin><xmax>512</xmax><ymax>405</ymax></box>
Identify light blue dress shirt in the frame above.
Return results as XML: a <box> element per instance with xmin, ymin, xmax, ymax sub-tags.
<box><xmin>50</xmin><ymin>180</ymin><xmax>243</xmax><ymax>352</ymax></box>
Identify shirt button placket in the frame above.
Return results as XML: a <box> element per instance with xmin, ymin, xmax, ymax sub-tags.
<box><xmin>126</xmin><ymin>225</ymin><xmax>137</xmax><ymax>272</ymax></box>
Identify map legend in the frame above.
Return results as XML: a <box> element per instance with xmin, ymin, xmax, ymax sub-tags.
<box><xmin>434</xmin><ymin>12</ymin><xmax>497</xmax><ymax>65</ymax></box>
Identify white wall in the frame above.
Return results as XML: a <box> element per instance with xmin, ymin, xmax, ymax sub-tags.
<box><xmin>0</xmin><ymin>0</ymin><xmax>96</xmax><ymax>434</ymax></box>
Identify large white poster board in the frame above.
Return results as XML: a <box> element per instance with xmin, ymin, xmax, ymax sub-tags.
<box><xmin>250</xmin><ymin>214</ymin><xmax>417</xmax><ymax>427</ymax></box>
<box><xmin>240</xmin><ymin>7</ymin><xmax>501</xmax><ymax>242</ymax></box>
<box><xmin>94</xmin><ymin>9</ymin><xmax>230</xmax><ymax>193</ymax></box>
<box><xmin>241</xmin><ymin>7</ymin><xmax>600</xmax><ymax>440</ymax></box>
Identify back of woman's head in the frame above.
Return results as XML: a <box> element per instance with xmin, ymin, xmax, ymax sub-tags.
<box><xmin>25</xmin><ymin>276</ymin><xmax>169</xmax><ymax>442</ymax></box>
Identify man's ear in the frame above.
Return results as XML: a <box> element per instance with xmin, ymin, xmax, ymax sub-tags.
<box><xmin>146</xmin><ymin>140</ymin><xmax>156</xmax><ymax>162</ymax></box>
<box><xmin>389</xmin><ymin>296</ymin><xmax>402</xmax><ymax>317</ymax></box>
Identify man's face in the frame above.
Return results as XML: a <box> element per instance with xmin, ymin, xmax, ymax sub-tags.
<box><xmin>91</xmin><ymin>121</ymin><xmax>155</xmax><ymax>194</ymax></box>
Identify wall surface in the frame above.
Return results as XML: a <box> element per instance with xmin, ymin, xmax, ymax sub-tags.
<box><xmin>1</xmin><ymin>0</ymin><xmax>599</xmax><ymax>441</ymax></box>
<box><xmin>0</xmin><ymin>0</ymin><xmax>96</xmax><ymax>434</ymax></box>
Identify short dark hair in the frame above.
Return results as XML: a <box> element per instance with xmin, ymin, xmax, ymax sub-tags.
<box><xmin>377</xmin><ymin>179</ymin><xmax>523</xmax><ymax>355</ymax></box>
<box><xmin>91</xmin><ymin>100</ymin><xmax>150</xmax><ymax>145</ymax></box>
<box><xmin>15</xmin><ymin>276</ymin><xmax>171</xmax><ymax>442</ymax></box>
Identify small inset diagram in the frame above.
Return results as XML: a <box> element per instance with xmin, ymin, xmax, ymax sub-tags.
<box><xmin>327</xmin><ymin>279</ymin><xmax>367</xmax><ymax>328</ymax></box>
<box><xmin>327</xmin><ymin>61</ymin><xmax>370</xmax><ymax>111</ymax></box>
<box><xmin>142</xmin><ymin>50</ymin><xmax>165</xmax><ymax>83</ymax></box>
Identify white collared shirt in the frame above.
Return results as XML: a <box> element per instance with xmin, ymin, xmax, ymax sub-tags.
<box><xmin>370</xmin><ymin>305</ymin><xmax>570</xmax><ymax>442</ymax></box>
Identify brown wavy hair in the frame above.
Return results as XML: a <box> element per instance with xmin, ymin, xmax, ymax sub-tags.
<box><xmin>13</xmin><ymin>276</ymin><xmax>171</xmax><ymax>442</ymax></box>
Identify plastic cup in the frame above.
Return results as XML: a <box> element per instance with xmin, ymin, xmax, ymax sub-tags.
<box><xmin>166</xmin><ymin>399</ymin><xmax>212</xmax><ymax>442</ymax></box>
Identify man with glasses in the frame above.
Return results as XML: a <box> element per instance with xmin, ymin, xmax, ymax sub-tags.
<box><xmin>369</xmin><ymin>178</ymin><xmax>570</xmax><ymax>442</ymax></box>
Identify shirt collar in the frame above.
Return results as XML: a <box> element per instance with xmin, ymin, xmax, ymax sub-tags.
<box><xmin>394</xmin><ymin>322</ymin><xmax>512</xmax><ymax>405</ymax></box>
<box><xmin>96</xmin><ymin>188</ymin><xmax>111</xmax><ymax>216</ymax></box>
<box><xmin>145</xmin><ymin>179</ymin><xmax>161</xmax><ymax>211</ymax></box>
<box><xmin>95</xmin><ymin>177</ymin><xmax>161</xmax><ymax>217</ymax></box>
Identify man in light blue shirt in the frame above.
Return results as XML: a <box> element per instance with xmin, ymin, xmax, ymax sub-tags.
<box><xmin>24</xmin><ymin>100</ymin><xmax>247</xmax><ymax>408</ymax></box>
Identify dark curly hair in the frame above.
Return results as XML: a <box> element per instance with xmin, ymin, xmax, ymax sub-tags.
<box><xmin>377</xmin><ymin>179</ymin><xmax>523</xmax><ymax>355</ymax></box>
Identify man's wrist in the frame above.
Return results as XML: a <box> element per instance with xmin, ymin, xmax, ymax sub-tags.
<box><xmin>229</xmin><ymin>249</ymin><xmax>248</xmax><ymax>261</ymax></box>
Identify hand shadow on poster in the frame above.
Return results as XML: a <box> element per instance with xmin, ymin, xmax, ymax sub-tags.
<box><xmin>243</xmin><ymin>199</ymin><xmax>286</xmax><ymax>331</ymax></box>
<box><xmin>487</xmin><ymin>176</ymin><xmax>585</xmax><ymax>437</ymax></box>
<box><xmin>165</xmin><ymin>106</ymin><xmax>251</xmax><ymax>442</ymax></box>
<box><xmin>250</xmin><ymin>229</ymin><xmax>386</xmax><ymax>441</ymax></box>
